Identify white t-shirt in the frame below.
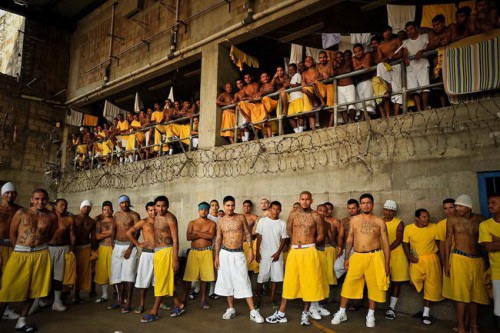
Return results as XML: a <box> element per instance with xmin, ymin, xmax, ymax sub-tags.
<box><xmin>207</xmin><ymin>214</ymin><xmax>218</xmax><ymax>223</ymax></box>
<box><xmin>404</xmin><ymin>33</ymin><xmax>429</xmax><ymax>70</ymax></box>
<box><xmin>289</xmin><ymin>73</ymin><xmax>303</xmax><ymax>101</ymax></box>
<box><xmin>256</xmin><ymin>217</ymin><xmax>288</xmax><ymax>258</ymax></box>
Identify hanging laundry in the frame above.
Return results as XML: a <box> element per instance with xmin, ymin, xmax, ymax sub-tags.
<box><xmin>350</xmin><ymin>33</ymin><xmax>372</xmax><ymax>46</ymax></box>
<box><xmin>321</xmin><ymin>33</ymin><xmax>341</xmax><ymax>49</ymax></box>
<box><xmin>421</xmin><ymin>4</ymin><xmax>457</xmax><ymax>28</ymax></box>
<box><xmin>134</xmin><ymin>92</ymin><xmax>144</xmax><ymax>113</ymax></box>
<box><xmin>230</xmin><ymin>45</ymin><xmax>259</xmax><ymax>71</ymax></box>
<box><xmin>65</xmin><ymin>109</ymin><xmax>83</xmax><ymax>126</ymax></box>
<box><xmin>168</xmin><ymin>87</ymin><xmax>174</xmax><ymax>102</ymax></box>
<box><xmin>83</xmin><ymin>114</ymin><xmax>98</xmax><ymax>127</ymax></box>
<box><xmin>103</xmin><ymin>100</ymin><xmax>128</xmax><ymax>122</ymax></box>
<box><xmin>306</xmin><ymin>47</ymin><xmax>322</xmax><ymax>62</ymax></box>
<box><xmin>289</xmin><ymin>43</ymin><xmax>303</xmax><ymax>65</ymax></box>
<box><xmin>387</xmin><ymin>4</ymin><xmax>416</xmax><ymax>32</ymax></box>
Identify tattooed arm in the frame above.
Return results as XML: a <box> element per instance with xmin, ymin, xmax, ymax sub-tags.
<box><xmin>242</xmin><ymin>215</ymin><xmax>254</xmax><ymax>263</ymax></box>
<box><xmin>9</xmin><ymin>210</ymin><xmax>22</xmax><ymax>245</ymax></box>
<box><xmin>214</xmin><ymin>219</ymin><xmax>223</xmax><ymax>270</ymax></box>
<box><xmin>379</xmin><ymin>218</ymin><xmax>391</xmax><ymax>276</ymax></box>
<box><xmin>167</xmin><ymin>214</ymin><xmax>180</xmax><ymax>271</ymax></box>
<box><xmin>337</xmin><ymin>219</ymin><xmax>345</xmax><ymax>256</ymax></box>
<box><xmin>444</xmin><ymin>217</ymin><xmax>455</xmax><ymax>277</ymax></box>
<box><xmin>315</xmin><ymin>213</ymin><xmax>325</xmax><ymax>244</ymax></box>
<box><xmin>390</xmin><ymin>221</ymin><xmax>404</xmax><ymax>250</ymax></box>
<box><xmin>69</xmin><ymin>216</ymin><xmax>76</xmax><ymax>251</ymax></box>
<box><xmin>344</xmin><ymin>218</ymin><xmax>355</xmax><ymax>269</ymax></box>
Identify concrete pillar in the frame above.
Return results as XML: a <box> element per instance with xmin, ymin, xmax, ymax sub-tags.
<box><xmin>198</xmin><ymin>43</ymin><xmax>239</xmax><ymax>148</ymax></box>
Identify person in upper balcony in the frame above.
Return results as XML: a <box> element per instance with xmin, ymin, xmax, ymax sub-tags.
<box><xmin>333</xmin><ymin>52</ymin><xmax>356</xmax><ymax>125</ymax></box>
<box><xmin>237</xmin><ymin>73</ymin><xmax>260</xmax><ymax>126</ymax></box>
<box><xmin>271</xmin><ymin>66</ymin><xmax>291</xmax><ymax>121</ymax></box>
<box><xmin>470</xmin><ymin>0</ymin><xmax>499</xmax><ymax>34</ymax></box>
<box><xmin>376</xmin><ymin>26</ymin><xmax>405</xmax><ymax>118</ymax></box>
<box><xmin>233</xmin><ymin>79</ymin><xmax>250</xmax><ymax>142</ymax></box>
<box><xmin>352</xmin><ymin>44</ymin><xmax>376</xmax><ymax>121</ymax></box>
<box><xmin>301</xmin><ymin>56</ymin><xmax>328</xmax><ymax>129</ymax></box>
<box><xmin>286</xmin><ymin>63</ymin><xmax>305</xmax><ymax>133</ymax></box>
<box><xmin>217</xmin><ymin>82</ymin><xmax>236</xmax><ymax>144</ymax></box>
<box><xmin>453</xmin><ymin>6</ymin><xmax>472</xmax><ymax>41</ymax></box>
<box><xmin>429</xmin><ymin>14</ymin><xmax>457</xmax><ymax>49</ymax></box>
<box><xmin>404</xmin><ymin>21</ymin><xmax>431</xmax><ymax>112</ymax></box>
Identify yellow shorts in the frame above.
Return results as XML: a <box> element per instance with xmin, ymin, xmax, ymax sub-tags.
<box><xmin>323</xmin><ymin>246</ymin><xmax>338</xmax><ymax>285</ymax></box>
<box><xmin>449</xmin><ymin>253</ymin><xmax>489</xmax><ymax>304</ymax></box>
<box><xmin>154</xmin><ymin>247</ymin><xmax>174</xmax><ymax>297</ymax></box>
<box><xmin>409</xmin><ymin>254</ymin><xmax>443</xmax><ymax>302</ymax></box>
<box><xmin>183</xmin><ymin>249</ymin><xmax>215</xmax><ymax>282</ymax></box>
<box><xmin>288</xmin><ymin>98</ymin><xmax>304</xmax><ymax>116</ymax></box>
<box><xmin>0</xmin><ymin>249</ymin><xmax>51</xmax><ymax>302</ymax></box>
<box><xmin>220</xmin><ymin>109</ymin><xmax>236</xmax><ymax>138</ymax></box>
<box><xmin>63</xmin><ymin>252</ymin><xmax>77</xmax><ymax>286</ymax></box>
<box><xmin>74</xmin><ymin>245</ymin><xmax>91</xmax><ymax>291</ymax></box>
<box><xmin>94</xmin><ymin>245</ymin><xmax>112</xmax><ymax>285</ymax></box>
<box><xmin>341</xmin><ymin>251</ymin><xmax>389</xmax><ymax>303</ymax></box>
<box><xmin>283</xmin><ymin>247</ymin><xmax>327</xmax><ymax>302</ymax></box>
<box><xmin>153</xmin><ymin>124</ymin><xmax>174</xmax><ymax>151</ymax></box>
<box><xmin>243</xmin><ymin>241</ymin><xmax>259</xmax><ymax>273</ymax></box>
<box><xmin>442</xmin><ymin>269</ymin><xmax>452</xmax><ymax>299</ymax></box>
<box><xmin>1</xmin><ymin>244</ymin><xmax>13</xmax><ymax>273</ymax></box>
<box><xmin>390</xmin><ymin>246</ymin><xmax>410</xmax><ymax>282</ymax></box>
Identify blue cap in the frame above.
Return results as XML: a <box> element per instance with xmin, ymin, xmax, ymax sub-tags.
<box><xmin>118</xmin><ymin>195</ymin><xmax>131</xmax><ymax>205</ymax></box>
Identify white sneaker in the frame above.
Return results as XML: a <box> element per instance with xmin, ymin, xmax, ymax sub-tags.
<box><xmin>366</xmin><ymin>315</ymin><xmax>375</xmax><ymax>328</ymax></box>
<box><xmin>222</xmin><ymin>308</ymin><xmax>236</xmax><ymax>320</ymax></box>
<box><xmin>3</xmin><ymin>306</ymin><xmax>20</xmax><ymax>320</ymax></box>
<box><xmin>308</xmin><ymin>306</ymin><xmax>322</xmax><ymax>320</ymax></box>
<box><xmin>317</xmin><ymin>305</ymin><xmax>331</xmax><ymax>316</ymax></box>
<box><xmin>331</xmin><ymin>310</ymin><xmax>347</xmax><ymax>325</ymax></box>
<box><xmin>265</xmin><ymin>311</ymin><xmax>288</xmax><ymax>324</ymax></box>
<box><xmin>250</xmin><ymin>309</ymin><xmax>264</xmax><ymax>324</ymax></box>
<box><xmin>300</xmin><ymin>311</ymin><xmax>311</xmax><ymax>326</ymax></box>
<box><xmin>52</xmin><ymin>302</ymin><xmax>67</xmax><ymax>312</ymax></box>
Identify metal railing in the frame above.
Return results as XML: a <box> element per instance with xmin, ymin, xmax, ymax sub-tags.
<box><xmin>219</xmin><ymin>50</ymin><xmax>440</xmax><ymax>143</ymax></box>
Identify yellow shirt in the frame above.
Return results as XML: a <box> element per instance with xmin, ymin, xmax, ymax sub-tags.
<box><xmin>118</xmin><ymin>120</ymin><xmax>130</xmax><ymax>131</ymax></box>
<box><xmin>479</xmin><ymin>218</ymin><xmax>500</xmax><ymax>280</ymax></box>
<box><xmin>436</xmin><ymin>218</ymin><xmax>455</xmax><ymax>250</ymax></box>
<box><xmin>385</xmin><ymin>217</ymin><xmax>403</xmax><ymax>249</ymax></box>
<box><xmin>403</xmin><ymin>223</ymin><xmax>438</xmax><ymax>256</ymax></box>
<box><xmin>151</xmin><ymin>111</ymin><xmax>164</xmax><ymax>124</ymax></box>
<box><xmin>130</xmin><ymin>120</ymin><xmax>141</xmax><ymax>129</ymax></box>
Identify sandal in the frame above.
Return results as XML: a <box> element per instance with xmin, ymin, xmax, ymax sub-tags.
<box><xmin>107</xmin><ymin>303</ymin><xmax>121</xmax><ymax>310</ymax></box>
<box><xmin>15</xmin><ymin>324</ymin><xmax>37</xmax><ymax>332</ymax></box>
<box><xmin>94</xmin><ymin>297</ymin><xmax>108</xmax><ymax>304</ymax></box>
<box><xmin>170</xmin><ymin>306</ymin><xmax>186</xmax><ymax>317</ymax></box>
<box><xmin>422</xmin><ymin>316</ymin><xmax>432</xmax><ymax>325</ymax></box>
<box><xmin>121</xmin><ymin>306</ymin><xmax>132</xmax><ymax>314</ymax></box>
<box><xmin>200</xmin><ymin>302</ymin><xmax>210</xmax><ymax>309</ymax></box>
<box><xmin>134</xmin><ymin>306</ymin><xmax>145</xmax><ymax>314</ymax></box>
<box><xmin>141</xmin><ymin>314</ymin><xmax>159</xmax><ymax>323</ymax></box>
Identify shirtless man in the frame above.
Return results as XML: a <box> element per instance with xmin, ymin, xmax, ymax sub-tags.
<box><xmin>108</xmin><ymin>195</ymin><xmax>140</xmax><ymax>314</ymax></box>
<box><xmin>205</xmin><ymin>199</ymin><xmax>220</xmax><ymax>299</ymax></box>
<box><xmin>324</xmin><ymin>202</ymin><xmax>344</xmax><ymax>275</ymax></box>
<box><xmin>445</xmin><ymin>194</ymin><xmax>488</xmax><ymax>333</ymax></box>
<box><xmin>126</xmin><ymin>202</ymin><xmax>156</xmax><ymax>314</ymax></box>
<box><xmin>428</xmin><ymin>15</ymin><xmax>457</xmax><ymax>49</ymax></box>
<box><xmin>73</xmin><ymin>200</ymin><xmax>96</xmax><ymax>304</ymax></box>
<box><xmin>297</xmin><ymin>62</ymin><xmax>305</xmax><ymax>75</ymax></box>
<box><xmin>217</xmin><ymin>83</ymin><xmax>237</xmax><ymax>143</ymax></box>
<box><xmin>214</xmin><ymin>196</ymin><xmax>264</xmax><ymax>323</ymax></box>
<box><xmin>260</xmin><ymin>198</ymin><xmax>270</xmax><ymax>218</ymax></box>
<box><xmin>352</xmin><ymin>44</ymin><xmax>376</xmax><ymax>120</ymax></box>
<box><xmin>469</xmin><ymin>0</ymin><xmax>498</xmax><ymax>34</ymax></box>
<box><xmin>271</xmin><ymin>66</ymin><xmax>291</xmax><ymax>112</ymax></box>
<box><xmin>142</xmin><ymin>196</ymin><xmax>185</xmax><ymax>322</ymax></box>
<box><xmin>242</xmin><ymin>200</ymin><xmax>259</xmax><ymax>275</ymax></box>
<box><xmin>0</xmin><ymin>189</ymin><xmax>57</xmax><ymax>332</ymax></box>
<box><xmin>94</xmin><ymin>201</ymin><xmax>114</xmax><ymax>303</ymax></box>
<box><xmin>301</xmin><ymin>56</ymin><xmax>329</xmax><ymax>129</ymax></box>
<box><xmin>232</xmin><ymin>80</ymin><xmax>251</xmax><ymax>142</ymax></box>
<box><xmin>377</xmin><ymin>26</ymin><xmax>405</xmax><ymax>116</ymax></box>
<box><xmin>331</xmin><ymin>194</ymin><xmax>390</xmax><ymax>328</ymax></box>
<box><xmin>266</xmin><ymin>191</ymin><xmax>326</xmax><ymax>326</ymax></box>
<box><xmin>48</xmin><ymin>198</ymin><xmax>76</xmax><ymax>311</ymax></box>
<box><xmin>333</xmin><ymin>52</ymin><xmax>356</xmax><ymax>124</ymax></box>
<box><xmin>0</xmin><ymin>182</ymin><xmax>22</xmax><ymax>320</ymax></box>
<box><xmin>183</xmin><ymin>202</ymin><xmax>216</xmax><ymax>309</ymax></box>
<box><xmin>436</xmin><ymin>198</ymin><xmax>455</xmax><ymax>300</ymax></box>
<box><xmin>334</xmin><ymin>199</ymin><xmax>359</xmax><ymax>280</ymax></box>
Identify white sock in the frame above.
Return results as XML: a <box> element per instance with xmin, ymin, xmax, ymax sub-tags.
<box><xmin>244</xmin><ymin>132</ymin><xmax>250</xmax><ymax>141</ymax></box>
<box><xmin>390</xmin><ymin>296</ymin><xmax>398</xmax><ymax>310</ymax></box>
<box><xmin>298</xmin><ymin>126</ymin><xmax>304</xmax><ymax>132</ymax></box>
<box><xmin>277</xmin><ymin>310</ymin><xmax>285</xmax><ymax>316</ymax></box>
<box><xmin>293</xmin><ymin>127</ymin><xmax>299</xmax><ymax>133</ymax></box>
<box><xmin>339</xmin><ymin>307</ymin><xmax>346</xmax><ymax>315</ymax></box>
<box><xmin>119</xmin><ymin>157</ymin><xmax>124</xmax><ymax>163</ymax></box>
<box><xmin>102</xmin><ymin>284</ymin><xmax>109</xmax><ymax>299</ymax></box>
<box><xmin>16</xmin><ymin>317</ymin><xmax>27</xmax><ymax>329</ymax></box>
<box><xmin>169</xmin><ymin>148</ymin><xmax>174</xmax><ymax>155</ymax></box>
<box><xmin>367</xmin><ymin>309</ymin><xmax>375</xmax><ymax>318</ymax></box>
<box><xmin>54</xmin><ymin>290</ymin><xmax>62</xmax><ymax>303</ymax></box>
<box><xmin>194</xmin><ymin>281</ymin><xmax>201</xmax><ymax>293</ymax></box>
<box><xmin>209</xmin><ymin>282</ymin><xmax>215</xmax><ymax>295</ymax></box>
<box><xmin>192</xmin><ymin>138</ymin><xmax>199</xmax><ymax>148</ymax></box>
<box><xmin>310</xmin><ymin>302</ymin><xmax>318</xmax><ymax>309</ymax></box>
<box><xmin>423</xmin><ymin>307</ymin><xmax>430</xmax><ymax>317</ymax></box>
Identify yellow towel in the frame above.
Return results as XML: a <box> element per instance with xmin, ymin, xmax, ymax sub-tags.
<box><xmin>230</xmin><ymin>45</ymin><xmax>259</xmax><ymax>71</ymax></box>
<box><xmin>63</xmin><ymin>252</ymin><xmax>77</xmax><ymax>286</ymax></box>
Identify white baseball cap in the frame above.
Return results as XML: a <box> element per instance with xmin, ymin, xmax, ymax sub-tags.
<box><xmin>383</xmin><ymin>200</ymin><xmax>397</xmax><ymax>211</ymax></box>
<box><xmin>1</xmin><ymin>182</ymin><xmax>16</xmax><ymax>195</ymax></box>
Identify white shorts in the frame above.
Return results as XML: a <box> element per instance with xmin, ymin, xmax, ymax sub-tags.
<box><xmin>337</xmin><ymin>85</ymin><xmax>356</xmax><ymax>112</ymax></box>
<box><xmin>406</xmin><ymin>65</ymin><xmax>430</xmax><ymax>93</ymax></box>
<box><xmin>334</xmin><ymin>248</ymin><xmax>354</xmax><ymax>279</ymax></box>
<box><xmin>355</xmin><ymin>79</ymin><xmax>376</xmax><ymax>114</ymax></box>
<box><xmin>257</xmin><ymin>258</ymin><xmax>284</xmax><ymax>283</ymax></box>
<box><xmin>134</xmin><ymin>251</ymin><xmax>154</xmax><ymax>289</ymax></box>
<box><xmin>377</xmin><ymin>63</ymin><xmax>402</xmax><ymax>104</ymax></box>
<box><xmin>49</xmin><ymin>245</ymin><xmax>70</xmax><ymax>281</ymax></box>
<box><xmin>110</xmin><ymin>243</ymin><xmax>138</xmax><ymax>284</ymax></box>
<box><xmin>493</xmin><ymin>279</ymin><xmax>500</xmax><ymax>316</ymax></box>
<box><xmin>214</xmin><ymin>249</ymin><xmax>253</xmax><ymax>299</ymax></box>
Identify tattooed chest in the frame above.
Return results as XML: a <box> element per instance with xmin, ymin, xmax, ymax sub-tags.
<box><xmin>359</xmin><ymin>220</ymin><xmax>379</xmax><ymax>235</ymax></box>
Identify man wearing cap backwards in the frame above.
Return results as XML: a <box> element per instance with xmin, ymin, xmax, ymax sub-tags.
<box><xmin>48</xmin><ymin>198</ymin><xmax>76</xmax><ymax>312</ymax></box>
<box><xmin>214</xmin><ymin>195</ymin><xmax>264</xmax><ymax>324</ymax></box>
<box><xmin>445</xmin><ymin>194</ymin><xmax>488</xmax><ymax>333</ymax></box>
<box><xmin>73</xmin><ymin>199</ymin><xmax>96</xmax><ymax>304</ymax></box>
<box><xmin>0</xmin><ymin>189</ymin><xmax>57</xmax><ymax>332</ymax></box>
<box><xmin>126</xmin><ymin>202</ymin><xmax>156</xmax><ymax>314</ymax></box>
<box><xmin>331</xmin><ymin>194</ymin><xmax>390</xmax><ymax>328</ymax></box>
<box><xmin>108</xmin><ymin>195</ymin><xmax>140</xmax><ymax>314</ymax></box>
<box><xmin>402</xmin><ymin>208</ymin><xmax>441</xmax><ymax>325</ymax></box>
<box><xmin>382</xmin><ymin>200</ymin><xmax>409</xmax><ymax>320</ymax></box>
<box><xmin>0</xmin><ymin>182</ymin><xmax>23</xmax><ymax>320</ymax></box>
<box><xmin>94</xmin><ymin>201</ymin><xmax>114</xmax><ymax>303</ymax></box>
<box><xmin>479</xmin><ymin>193</ymin><xmax>500</xmax><ymax>328</ymax></box>
<box><xmin>182</xmin><ymin>202</ymin><xmax>216</xmax><ymax>309</ymax></box>
<box><xmin>435</xmin><ymin>198</ymin><xmax>455</xmax><ymax>300</ymax></box>
<box><xmin>142</xmin><ymin>195</ymin><xmax>185</xmax><ymax>322</ymax></box>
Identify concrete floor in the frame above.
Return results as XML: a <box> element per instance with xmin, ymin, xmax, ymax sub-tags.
<box><xmin>1</xmin><ymin>289</ymin><xmax>498</xmax><ymax>333</ymax></box>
